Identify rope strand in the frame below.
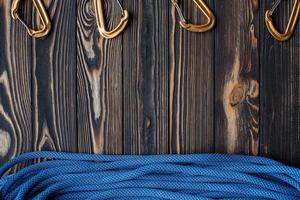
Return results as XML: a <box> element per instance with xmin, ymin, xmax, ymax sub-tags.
<box><xmin>1</xmin><ymin>151</ymin><xmax>300</xmax><ymax>200</ymax></box>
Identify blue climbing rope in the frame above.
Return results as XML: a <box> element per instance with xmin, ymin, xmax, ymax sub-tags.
<box><xmin>0</xmin><ymin>151</ymin><xmax>300</xmax><ymax>200</ymax></box>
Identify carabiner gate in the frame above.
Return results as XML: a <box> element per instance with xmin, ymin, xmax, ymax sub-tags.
<box><xmin>11</xmin><ymin>0</ymin><xmax>52</xmax><ymax>38</ymax></box>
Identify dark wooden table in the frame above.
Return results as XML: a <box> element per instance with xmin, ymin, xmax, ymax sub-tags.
<box><xmin>0</xmin><ymin>0</ymin><xmax>299</xmax><ymax>171</ymax></box>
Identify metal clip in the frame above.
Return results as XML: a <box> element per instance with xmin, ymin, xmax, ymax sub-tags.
<box><xmin>94</xmin><ymin>0</ymin><xmax>129</xmax><ymax>39</ymax></box>
<box><xmin>265</xmin><ymin>0</ymin><xmax>300</xmax><ymax>41</ymax></box>
<box><xmin>11</xmin><ymin>0</ymin><xmax>51</xmax><ymax>38</ymax></box>
<box><xmin>171</xmin><ymin>0</ymin><xmax>216</xmax><ymax>32</ymax></box>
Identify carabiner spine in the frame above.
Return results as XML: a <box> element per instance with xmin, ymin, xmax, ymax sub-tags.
<box><xmin>179</xmin><ymin>0</ymin><xmax>215</xmax><ymax>33</ymax></box>
<box><xmin>265</xmin><ymin>0</ymin><xmax>300</xmax><ymax>41</ymax></box>
<box><xmin>31</xmin><ymin>0</ymin><xmax>51</xmax><ymax>37</ymax></box>
<box><xmin>11</xmin><ymin>0</ymin><xmax>52</xmax><ymax>38</ymax></box>
<box><xmin>172</xmin><ymin>0</ymin><xmax>216</xmax><ymax>33</ymax></box>
<box><xmin>94</xmin><ymin>0</ymin><xmax>129</xmax><ymax>39</ymax></box>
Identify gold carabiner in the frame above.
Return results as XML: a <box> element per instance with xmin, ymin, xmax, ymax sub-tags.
<box><xmin>171</xmin><ymin>0</ymin><xmax>216</xmax><ymax>32</ymax></box>
<box><xmin>265</xmin><ymin>0</ymin><xmax>300</xmax><ymax>41</ymax></box>
<box><xmin>11</xmin><ymin>0</ymin><xmax>52</xmax><ymax>38</ymax></box>
<box><xmin>94</xmin><ymin>0</ymin><xmax>129</xmax><ymax>39</ymax></box>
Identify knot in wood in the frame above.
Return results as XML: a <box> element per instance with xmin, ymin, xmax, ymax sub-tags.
<box><xmin>0</xmin><ymin>130</ymin><xmax>11</xmax><ymax>157</ymax></box>
<box><xmin>145</xmin><ymin>117</ymin><xmax>152</xmax><ymax>129</ymax></box>
<box><xmin>230</xmin><ymin>84</ymin><xmax>245</xmax><ymax>106</ymax></box>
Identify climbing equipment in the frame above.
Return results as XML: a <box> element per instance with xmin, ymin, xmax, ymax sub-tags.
<box><xmin>11</xmin><ymin>0</ymin><xmax>52</xmax><ymax>38</ymax></box>
<box><xmin>94</xmin><ymin>0</ymin><xmax>129</xmax><ymax>39</ymax></box>
<box><xmin>265</xmin><ymin>0</ymin><xmax>300</xmax><ymax>41</ymax></box>
<box><xmin>1</xmin><ymin>151</ymin><xmax>300</xmax><ymax>199</ymax></box>
<box><xmin>171</xmin><ymin>0</ymin><xmax>216</xmax><ymax>32</ymax></box>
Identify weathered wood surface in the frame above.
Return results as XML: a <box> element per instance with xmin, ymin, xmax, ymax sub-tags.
<box><xmin>0</xmin><ymin>0</ymin><xmax>77</xmax><ymax>173</ymax></box>
<box><xmin>77</xmin><ymin>0</ymin><xmax>123</xmax><ymax>154</ymax></box>
<box><xmin>0</xmin><ymin>0</ymin><xmax>299</xmax><ymax>169</ymax></box>
<box><xmin>0</xmin><ymin>0</ymin><xmax>32</xmax><ymax>172</ymax></box>
<box><xmin>214</xmin><ymin>0</ymin><xmax>260</xmax><ymax>155</ymax></box>
<box><xmin>122</xmin><ymin>0</ymin><xmax>171</xmax><ymax>154</ymax></box>
<box><xmin>168</xmin><ymin>0</ymin><xmax>214</xmax><ymax>154</ymax></box>
<box><xmin>260</xmin><ymin>0</ymin><xmax>300</xmax><ymax>167</ymax></box>
<box><xmin>33</xmin><ymin>0</ymin><xmax>77</xmax><ymax>154</ymax></box>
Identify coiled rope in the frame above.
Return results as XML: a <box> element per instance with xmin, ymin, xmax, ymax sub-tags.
<box><xmin>0</xmin><ymin>151</ymin><xmax>300</xmax><ymax>200</ymax></box>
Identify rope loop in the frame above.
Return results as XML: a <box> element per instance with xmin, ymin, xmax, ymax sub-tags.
<box><xmin>1</xmin><ymin>151</ymin><xmax>300</xmax><ymax>199</ymax></box>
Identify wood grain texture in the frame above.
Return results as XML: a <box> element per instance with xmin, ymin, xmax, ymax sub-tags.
<box><xmin>0</xmin><ymin>0</ymin><xmax>32</xmax><ymax>171</ymax></box>
<box><xmin>32</xmin><ymin>0</ymin><xmax>77</xmax><ymax>153</ymax></box>
<box><xmin>77</xmin><ymin>0</ymin><xmax>123</xmax><ymax>154</ymax></box>
<box><xmin>260</xmin><ymin>0</ymin><xmax>300</xmax><ymax>166</ymax></box>
<box><xmin>214</xmin><ymin>0</ymin><xmax>260</xmax><ymax>155</ymax></box>
<box><xmin>169</xmin><ymin>0</ymin><xmax>214</xmax><ymax>154</ymax></box>
<box><xmin>122</xmin><ymin>0</ymin><xmax>170</xmax><ymax>154</ymax></box>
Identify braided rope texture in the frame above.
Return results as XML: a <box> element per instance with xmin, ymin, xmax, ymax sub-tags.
<box><xmin>1</xmin><ymin>151</ymin><xmax>300</xmax><ymax>199</ymax></box>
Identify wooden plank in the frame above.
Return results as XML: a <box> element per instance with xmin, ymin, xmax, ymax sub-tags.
<box><xmin>0</xmin><ymin>0</ymin><xmax>32</xmax><ymax>171</ymax></box>
<box><xmin>77</xmin><ymin>0</ymin><xmax>123</xmax><ymax>154</ymax></box>
<box><xmin>0</xmin><ymin>0</ymin><xmax>33</xmax><ymax>168</ymax></box>
<box><xmin>169</xmin><ymin>0</ymin><xmax>214</xmax><ymax>154</ymax></box>
<box><xmin>122</xmin><ymin>1</ymin><xmax>169</xmax><ymax>154</ymax></box>
<box><xmin>0</xmin><ymin>0</ymin><xmax>299</xmax><ymax>168</ymax></box>
<box><xmin>32</xmin><ymin>0</ymin><xmax>77</xmax><ymax>153</ymax></box>
<box><xmin>260</xmin><ymin>0</ymin><xmax>300</xmax><ymax>167</ymax></box>
<box><xmin>214</xmin><ymin>0</ymin><xmax>260</xmax><ymax>154</ymax></box>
